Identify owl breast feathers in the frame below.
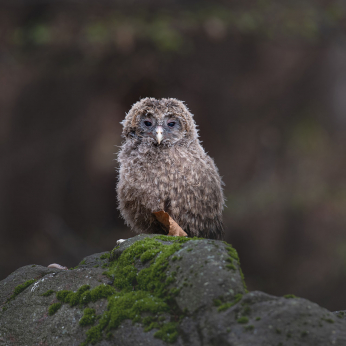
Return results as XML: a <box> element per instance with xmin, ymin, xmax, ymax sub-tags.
<box><xmin>117</xmin><ymin>97</ymin><xmax>225</xmax><ymax>239</ymax></box>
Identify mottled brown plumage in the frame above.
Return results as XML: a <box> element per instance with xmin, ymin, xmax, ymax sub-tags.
<box><xmin>117</xmin><ymin>97</ymin><xmax>225</xmax><ymax>239</ymax></box>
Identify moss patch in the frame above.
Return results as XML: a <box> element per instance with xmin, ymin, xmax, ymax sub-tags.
<box><xmin>56</xmin><ymin>284</ymin><xmax>116</xmax><ymax>306</ymax></box>
<box><xmin>337</xmin><ymin>311</ymin><xmax>345</xmax><ymax>318</ymax></box>
<box><xmin>99</xmin><ymin>253</ymin><xmax>110</xmax><ymax>260</ymax></box>
<box><xmin>153</xmin><ymin>322</ymin><xmax>179</xmax><ymax>343</ymax></box>
<box><xmin>49</xmin><ymin>236</ymin><xmax>243</xmax><ymax>345</ymax></box>
<box><xmin>217</xmin><ymin>293</ymin><xmax>243</xmax><ymax>312</ymax></box>
<box><xmin>48</xmin><ymin>302</ymin><xmax>62</xmax><ymax>315</ymax></box>
<box><xmin>225</xmin><ymin>246</ymin><xmax>247</xmax><ymax>291</ymax></box>
<box><xmin>41</xmin><ymin>289</ymin><xmax>55</xmax><ymax>297</ymax></box>
<box><xmin>237</xmin><ymin>316</ymin><xmax>249</xmax><ymax>324</ymax></box>
<box><xmin>322</xmin><ymin>317</ymin><xmax>334</xmax><ymax>323</ymax></box>
<box><xmin>284</xmin><ymin>294</ymin><xmax>297</xmax><ymax>299</ymax></box>
<box><xmin>7</xmin><ymin>279</ymin><xmax>36</xmax><ymax>302</ymax></box>
<box><xmin>78</xmin><ymin>236</ymin><xmax>194</xmax><ymax>345</ymax></box>
<box><xmin>244</xmin><ymin>324</ymin><xmax>254</xmax><ymax>331</ymax></box>
<box><xmin>79</xmin><ymin>308</ymin><xmax>97</xmax><ymax>326</ymax></box>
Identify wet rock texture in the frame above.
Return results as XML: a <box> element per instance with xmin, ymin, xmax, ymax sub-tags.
<box><xmin>0</xmin><ymin>234</ymin><xmax>345</xmax><ymax>346</ymax></box>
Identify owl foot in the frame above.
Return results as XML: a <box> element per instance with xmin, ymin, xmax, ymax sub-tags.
<box><xmin>116</xmin><ymin>239</ymin><xmax>126</xmax><ymax>245</ymax></box>
<box><xmin>153</xmin><ymin>211</ymin><xmax>187</xmax><ymax>237</ymax></box>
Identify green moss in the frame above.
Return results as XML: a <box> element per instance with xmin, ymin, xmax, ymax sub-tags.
<box><xmin>48</xmin><ymin>302</ymin><xmax>62</xmax><ymax>315</ymax></box>
<box><xmin>276</xmin><ymin>328</ymin><xmax>282</xmax><ymax>334</ymax></box>
<box><xmin>226</xmin><ymin>263</ymin><xmax>236</xmax><ymax>270</ymax></box>
<box><xmin>108</xmin><ymin>236</ymin><xmax>188</xmax><ymax>294</ymax></box>
<box><xmin>102</xmin><ymin>271</ymin><xmax>112</xmax><ymax>278</ymax></box>
<box><xmin>218</xmin><ymin>293</ymin><xmax>243</xmax><ymax>312</ymax></box>
<box><xmin>154</xmin><ymin>322</ymin><xmax>179</xmax><ymax>343</ymax></box>
<box><xmin>240</xmin><ymin>270</ymin><xmax>248</xmax><ymax>293</ymax></box>
<box><xmin>51</xmin><ymin>236</ymin><xmax>194</xmax><ymax>345</ymax></box>
<box><xmin>213</xmin><ymin>299</ymin><xmax>222</xmax><ymax>307</ymax></box>
<box><xmin>98</xmin><ymin>236</ymin><xmax>192</xmax><ymax>342</ymax></box>
<box><xmin>169</xmin><ymin>287</ymin><xmax>180</xmax><ymax>296</ymax></box>
<box><xmin>284</xmin><ymin>294</ymin><xmax>297</xmax><ymax>299</ymax></box>
<box><xmin>140</xmin><ymin>248</ymin><xmax>161</xmax><ymax>262</ymax></box>
<box><xmin>56</xmin><ymin>284</ymin><xmax>116</xmax><ymax>306</ymax></box>
<box><xmin>244</xmin><ymin>325</ymin><xmax>254</xmax><ymax>331</ymax></box>
<box><xmin>79</xmin><ymin>308</ymin><xmax>96</xmax><ymax>326</ymax></box>
<box><xmin>56</xmin><ymin>285</ymin><xmax>92</xmax><ymax>306</ymax></box>
<box><xmin>237</xmin><ymin>316</ymin><xmax>249</xmax><ymax>324</ymax></box>
<box><xmin>225</xmin><ymin>245</ymin><xmax>247</xmax><ymax>291</ymax></box>
<box><xmin>41</xmin><ymin>289</ymin><xmax>55</xmax><ymax>297</ymax></box>
<box><xmin>100</xmin><ymin>253</ymin><xmax>110</xmax><ymax>260</ymax></box>
<box><xmin>80</xmin><ymin>260</ymin><xmax>86</xmax><ymax>265</ymax></box>
<box><xmin>323</xmin><ymin>318</ymin><xmax>334</xmax><ymax>323</ymax></box>
<box><xmin>242</xmin><ymin>305</ymin><xmax>251</xmax><ymax>315</ymax></box>
<box><xmin>51</xmin><ymin>236</ymin><xmax>244</xmax><ymax>345</ymax></box>
<box><xmin>93</xmin><ymin>265</ymin><xmax>99</xmax><ymax>268</ymax></box>
<box><xmin>82</xmin><ymin>290</ymin><xmax>172</xmax><ymax>345</ymax></box>
<box><xmin>226</xmin><ymin>246</ymin><xmax>239</xmax><ymax>261</ymax></box>
<box><xmin>166</xmin><ymin>276</ymin><xmax>175</xmax><ymax>284</ymax></box>
<box><xmin>7</xmin><ymin>279</ymin><xmax>36</xmax><ymax>302</ymax></box>
<box><xmin>255</xmin><ymin>317</ymin><xmax>261</xmax><ymax>321</ymax></box>
<box><xmin>145</xmin><ymin>321</ymin><xmax>161</xmax><ymax>332</ymax></box>
<box><xmin>337</xmin><ymin>311</ymin><xmax>345</xmax><ymax>318</ymax></box>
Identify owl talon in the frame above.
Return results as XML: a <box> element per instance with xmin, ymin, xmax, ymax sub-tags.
<box><xmin>153</xmin><ymin>211</ymin><xmax>187</xmax><ymax>237</ymax></box>
<box><xmin>116</xmin><ymin>239</ymin><xmax>126</xmax><ymax>245</ymax></box>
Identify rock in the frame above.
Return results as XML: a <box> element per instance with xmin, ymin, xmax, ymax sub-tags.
<box><xmin>0</xmin><ymin>234</ymin><xmax>345</xmax><ymax>345</ymax></box>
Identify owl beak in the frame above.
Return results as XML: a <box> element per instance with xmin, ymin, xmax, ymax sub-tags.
<box><xmin>156</xmin><ymin>126</ymin><xmax>164</xmax><ymax>144</ymax></box>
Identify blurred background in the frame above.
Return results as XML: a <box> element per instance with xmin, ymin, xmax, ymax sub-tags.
<box><xmin>1</xmin><ymin>0</ymin><xmax>346</xmax><ymax>311</ymax></box>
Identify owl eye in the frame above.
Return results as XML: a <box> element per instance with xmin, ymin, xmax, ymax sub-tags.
<box><xmin>167</xmin><ymin>122</ymin><xmax>176</xmax><ymax>128</ymax></box>
<box><xmin>144</xmin><ymin>121</ymin><xmax>152</xmax><ymax>127</ymax></box>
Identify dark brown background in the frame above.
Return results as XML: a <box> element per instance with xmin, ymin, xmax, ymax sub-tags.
<box><xmin>1</xmin><ymin>0</ymin><xmax>346</xmax><ymax>311</ymax></box>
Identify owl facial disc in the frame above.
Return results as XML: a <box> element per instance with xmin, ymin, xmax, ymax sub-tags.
<box><xmin>156</xmin><ymin>126</ymin><xmax>163</xmax><ymax>144</ymax></box>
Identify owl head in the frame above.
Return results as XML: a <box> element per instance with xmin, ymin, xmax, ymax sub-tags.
<box><xmin>121</xmin><ymin>98</ymin><xmax>198</xmax><ymax>147</ymax></box>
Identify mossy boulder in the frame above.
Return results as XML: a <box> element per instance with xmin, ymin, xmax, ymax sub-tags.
<box><xmin>0</xmin><ymin>234</ymin><xmax>345</xmax><ymax>345</ymax></box>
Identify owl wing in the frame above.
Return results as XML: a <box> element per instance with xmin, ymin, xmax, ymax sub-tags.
<box><xmin>170</xmin><ymin>149</ymin><xmax>224</xmax><ymax>239</ymax></box>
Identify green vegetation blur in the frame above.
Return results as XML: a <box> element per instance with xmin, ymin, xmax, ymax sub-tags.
<box><xmin>1</xmin><ymin>0</ymin><xmax>346</xmax><ymax>311</ymax></box>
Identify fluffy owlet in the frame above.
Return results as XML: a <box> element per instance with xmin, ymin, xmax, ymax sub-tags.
<box><xmin>117</xmin><ymin>98</ymin><xmax>225</xmax><ymax>239</ymax></box>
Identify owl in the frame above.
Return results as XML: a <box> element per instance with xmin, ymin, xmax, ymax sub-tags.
<box><xmin>117</xmin><ymin>98</ymin><xmax>225</xmax><ymax>239</ymax></box>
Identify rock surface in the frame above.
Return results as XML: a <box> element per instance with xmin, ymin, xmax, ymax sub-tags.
<box><xmin>0</xmin><ymin>234</ymin><xmax>345</xmax><ymax>346</ymax></box>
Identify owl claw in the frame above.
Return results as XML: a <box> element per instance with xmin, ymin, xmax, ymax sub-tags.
<box><xmin>153</xmin><ymin>211</ymin><xmax>188</xmax><ymax>237</ymax></box>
